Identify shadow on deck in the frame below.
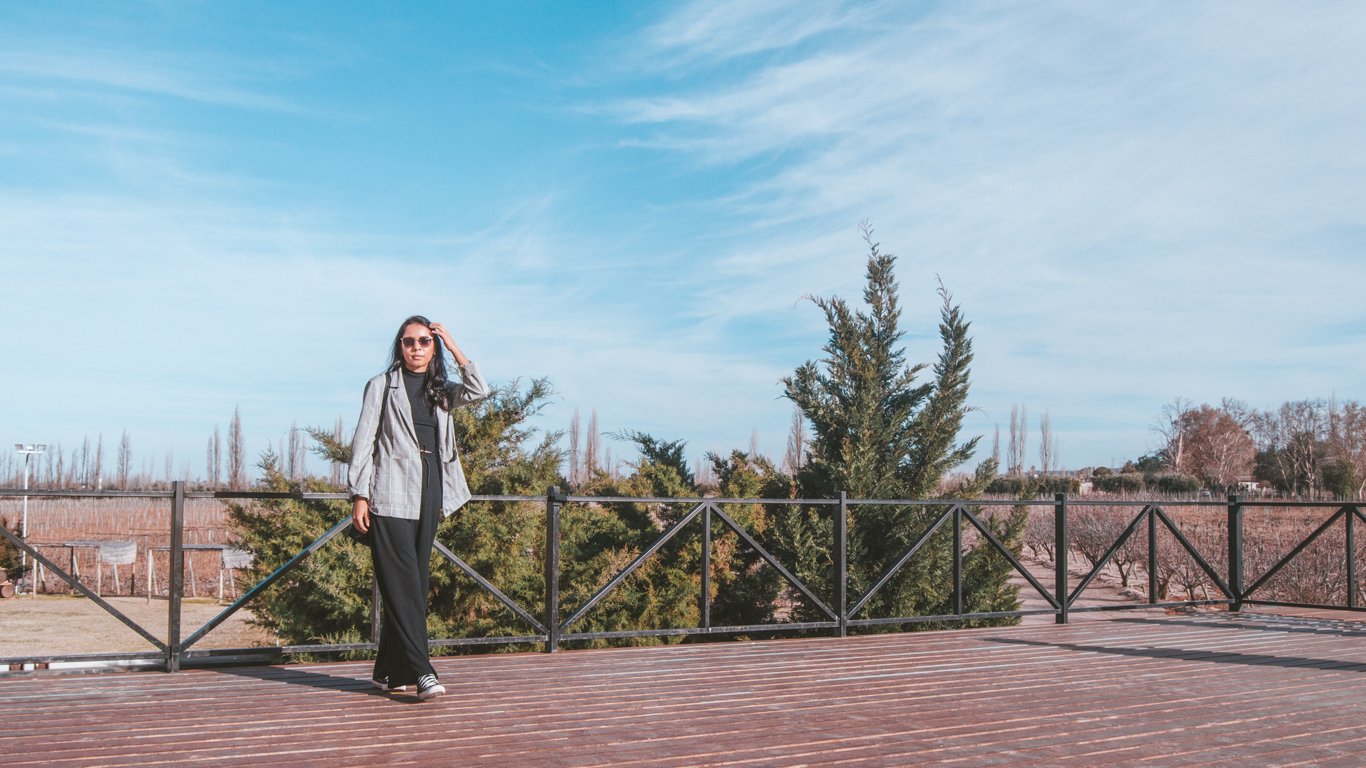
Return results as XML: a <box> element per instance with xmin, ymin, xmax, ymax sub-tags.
<box><xmin>2</xmin><ymin>608</ymin><xmax>1363</xmax><ymax>767</ymax></box>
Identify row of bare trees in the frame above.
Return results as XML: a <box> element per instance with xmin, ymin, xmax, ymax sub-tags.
<box><xmin>987</xmin><ymin>404</ymin><xmax>1059</xmax><ymax>477</ymax></box>
<box><xmin>0</xmin><ymin>432</ymin><xmax>128</xmax><ymax>490</ymax></box>
<box><xmin>1153</xmin><ymin>397</ymin><xmax>1366</xmax><ymax>498</ymax></box>
<box><xmin>3</xmin><ymin>406</ymin><xmax>261</xmax><ymax>491</ymax></box>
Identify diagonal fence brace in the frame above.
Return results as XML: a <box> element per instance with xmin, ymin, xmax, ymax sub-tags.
<box><xmin>434</xmin><ymin>540</ymin><xmax>547</xmax><ymax>635</ymax></box>
<box><xmin>712</xmin><ymin>505</ymin><xmax>836</xmax><ymax>621</ymax></box>
<box><xmin>1243</xmin><ymin>506</ymin><xmax>1348</xmax><ymax>600</ymax></box>
<box><xmin>961</xmin><ymin>507</ymin><xmax>1060</xmax><ymax>609</ymax></box>
<box><xmin>181</xmin><ymin>516</ymin><xmax>352</xmax><ymax>651</ymax></box>
<box><xmin>1152</xmin><ymin>506</ymin><xmax>1233</xmax><ymax>598</ymax></box>
<box><xmin>1068</xmin><ymin>506</ymin><xmax>1149</xmax><ymax>607</ymax></box>
<box><xmin>559</xmin><ymin>502</ymin><xmax>707</xmax><ymax>632</ymax></box>
<box><xmin>849</xmin><ymin>506</ymin><xmax>953</xmax><ymax>617</ymax></box>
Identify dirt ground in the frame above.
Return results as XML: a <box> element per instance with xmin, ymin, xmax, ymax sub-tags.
<box><xmin>0</xmin><ymin>594</ymin><xmax>275</xmax><ymax>657</ymax></box>
<box><xmin>1014</xmin><ymin>551</ymin><xmax>1167</xmax><ymax>622</ymax></box>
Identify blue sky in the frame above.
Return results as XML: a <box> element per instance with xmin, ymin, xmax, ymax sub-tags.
<box><xmin>2</xmin><ymin>1</ymin><xmax>1364</xmax><ymax>482</ymax></box>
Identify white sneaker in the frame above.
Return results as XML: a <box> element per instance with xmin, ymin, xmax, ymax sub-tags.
<box><xmin>371</xmin><ymin>677</ymin><xmax>408</xmax><ymax>692</ymax></box>
<box><xmin>417</xmin><ymin>674</ymin><xmax>445</xmax><ymax>700</ymax></box>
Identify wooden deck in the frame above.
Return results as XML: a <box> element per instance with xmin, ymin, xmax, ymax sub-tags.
<box><xmin>2</xmin><ymin>608</ymin><xmax>1363</xmax><ymax>767</ymax></box>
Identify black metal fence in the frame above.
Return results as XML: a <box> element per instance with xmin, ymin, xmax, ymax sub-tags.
<box><xmin>0</xmin><ymin>485</ymin><xmax>1360</xmax><ymax>673</ymax></box>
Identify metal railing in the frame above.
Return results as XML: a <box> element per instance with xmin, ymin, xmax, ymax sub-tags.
<box><xmin>0</xmin><ymin>485</ymin><xmax>1360</xmax><ymax>673</ymax></box>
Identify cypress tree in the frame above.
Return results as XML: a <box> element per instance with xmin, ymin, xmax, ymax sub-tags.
<box><xmin>780</xmin><ymin>230</ymin><xmax>1015</xmax><ymax>627</ymax></box>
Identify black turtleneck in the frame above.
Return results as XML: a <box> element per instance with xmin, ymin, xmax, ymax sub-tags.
<box><xmin>401</xmin><ymin>368</ymin><xmax>439</xmax><ymax>454</ymax></box>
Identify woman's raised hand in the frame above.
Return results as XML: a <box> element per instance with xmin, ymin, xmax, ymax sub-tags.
<box><xmin>430</xmin><ymin>322</ymin><xmax>470</xmax><ymax>366</ymax></box>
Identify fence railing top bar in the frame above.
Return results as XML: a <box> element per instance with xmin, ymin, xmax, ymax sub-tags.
<box><xmin>0</xmin><ymin>488</ymin><xmax>175</xmax><ymax>499</ymax></box>
<box><xmin>2</xmin><ymin>486</ymin><xmax>1355</xmax><ymax>510</ymax></box>
<box><xmin>1239</xmin><ymin>499</ymin><xmax>1362</xmax><ymax>509</ymax></box>
<box><xmin>186</xmin><ymin>491</ymin><xmax>351</xmax><ymax>501</ymax></box>
<box><xmin>562</xmin><ymin>495</ymin><xmax>712</xmax><ymax>505</ymax></box>
<box><xmin>704</xmin><ymin>497</ymin><xmax>841</xmax><ymax>505</ymax></box>
<box><xmin>851</xmin><ymin>498</ymin><xmax>1048</xmax><ymax>508</ymax></box>
<box><xmin>557</xmin><ymin>495</ymin><xmax>686</xmax><ymax>504</ymax></box>
<box><xmin>1053</xmin><ymin>499</ymin><xmax>1226</xmax><ymax>508</ymax></box>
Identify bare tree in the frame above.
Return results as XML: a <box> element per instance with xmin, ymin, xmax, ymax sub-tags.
<box><xmin>567</xmin><ymin>409</ymin><xmax>582</xmax><ymax>487</ymax></box>
<box><xmin>782</xmin><ymin>407</ymin><xmax>806</xmax><ymax>476</ymax></box>
<box><xmin>991</xmin><ymin>424</ymin><xmax>1001</xmax><ymax>470</ymax></box>
<box><xmin>77</xmin><ymin>437</ymin><xmax>90</xmax><ymax>487</ymax></box>
<box><xmin>749</xmin><ymin>429</ymin><xmax>761</xmax><ymax>461</ymax></box>
<box><xmin>1069</xmin><ymin>505</ymin><xmax>1145</xmax><ymax>590</ymax></box>
<box><xmin>1021</xmin><ymin>508</ymin><xmax>1056</xmax><ymax>562</ymax></box>
<box><xmin>286</xmin><ymin>420</ymin><xmax>306</xmax><ymax>480</ymax></box>
<box><xmin>1328</xmin><ymin>400</ymin><xmax>1366</xmax><ymax>498</ymax></box>
<box><xmin>94</xmin><ymin>433</ymin><xmax>104</xmax><ymax>490</ymax></box>
<box><xmin>1155</xmin><ymin>397</ymin><xmax>1194</xmax><ymax>472</ymax></box>
<box><xmin>53</xmin><ymin>444</ymin><xmax>66</xmax><ymax>487</ymax></box>
<box><xmin>583</xmin><ymin>408</ymin><xmax>601</xmax><ymax>478</ymax></box>
<box><xmin>211</xmin><ymin>425</ymin><xmax>222</xmax><ymax>489</ymax></box>
<box><xmin>332</xmin><ymin>416</ymin><xmax>346</xmax><ymax>486</ymax></box>
<box><xmin>1039</xmin><ymin>412</ymin><xmax>1056</xmax><ymax>474</ymax></box>
<box><xmin>229</xmin><ymin>406</ymin><xmax>245</xmax><ymax>490</ymax></box>
<box><xmin>1252</xmin><ymin>399</ymin><xmax>1328</xmax><ymax>496</ymax></box>
<box><xmin>1008</xmin><ymin>403</ymin><xmax>1027</xmax><ymax>475</ymax></box>
<box><xmin>694</xmin><ymin>457</ymin><xmax>718</xmax><ymax>489</ymax></box>
<box><xmin>1183</xmin><ymin>403</ymin><xmax>1254</xmax><ymax>490</ymax></box>
<box><xmin>116</xmin><ymin>430</ymin><xmax>131</xmax><ymax>490</ymax></box>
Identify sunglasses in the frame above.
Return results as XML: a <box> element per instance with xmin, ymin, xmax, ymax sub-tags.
<box><xmin>401</xmin><ymin>336</ymin><xmax>434</xmax><ymax>349</ymax></box>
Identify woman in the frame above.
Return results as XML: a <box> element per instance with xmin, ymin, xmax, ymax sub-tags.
<box><xmin>348</xmin><ymin>315</ymin><xmax>489</xmax><ymax>700</ymax></box>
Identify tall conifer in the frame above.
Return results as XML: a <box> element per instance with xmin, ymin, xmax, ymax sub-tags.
<box><xmin>781</xmin><ymin>230</ymin><xmax>1012</xmax><ymax>626</ymax></box>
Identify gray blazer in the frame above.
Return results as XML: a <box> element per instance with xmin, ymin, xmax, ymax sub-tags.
<box><xmin>347</xmin><ymin>362</ymin><xmax>490</xmax><ymax>519</ymax></box>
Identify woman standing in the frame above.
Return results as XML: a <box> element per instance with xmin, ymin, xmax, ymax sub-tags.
<box><xmin>348</xmin><ymin>315</ymin><xmax>489</xmax><ymax>700</ymax></box>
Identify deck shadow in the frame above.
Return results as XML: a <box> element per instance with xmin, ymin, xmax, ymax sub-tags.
<box><xmin>208</xmin><ymin>663</ymin><xmax>427</xmax><ymax>702</ymax></box>
<box><xmin>982</xmin><ymin>635</ymin><xmax>1366</xmax><ymax>673</ymax></box>
<box><xmin>1106</xmin><ymin>613</ymin><xmax>1366</xmax><ymax>638</ymax></box>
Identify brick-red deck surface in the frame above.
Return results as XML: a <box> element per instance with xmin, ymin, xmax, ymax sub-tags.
<box><xmin>2</xmin><ymin>608</ymin><xmax>1363</xmax><ymax>767</ymax></box>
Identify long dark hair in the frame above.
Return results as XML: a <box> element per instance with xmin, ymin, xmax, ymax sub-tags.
<box><xmin>388</xmin><ymin>315</ymin><xmax>453</xmax><ymax>411</ymax></box>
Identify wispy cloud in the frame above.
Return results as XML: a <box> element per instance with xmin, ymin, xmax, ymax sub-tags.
<box><xmin>603</xmin><ymin>1</ymin><xmax>1366</xmax><ymax>464</ymax></box>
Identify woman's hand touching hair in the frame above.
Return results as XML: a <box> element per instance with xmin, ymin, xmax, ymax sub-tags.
<box><xmin>430</xmin><ymin>322</ymin><xmax>470</xmax><ymax>366</ymax></box>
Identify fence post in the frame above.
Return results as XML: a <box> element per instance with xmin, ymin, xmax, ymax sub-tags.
<box><xmin>701</xmin><ymin>502</ymin><xmax>712</xmax><ymax>630</ymax></box>
<box><xmin>1147</xmin><ymin>506</ymin><xmax>1159</xmax><ymax>605</ymax></box>
<box><xmin>544</xmin><ymin>485</ymin><xmax>565</xmax><ymax>653</ymax></box>
<box><xmin>1347</xmin><ymin>504</ymin><xmax>1357</xmax><ymax>610</ymax></box>
<box><xmin>836</xmin><ymin>491</ymin><xmax>848</xmax><ymax>637</ymax></box>
<box><xmin>1054</xmin><ymin>494</ymin><xmax>1068</xmax><ymax>624</ymax></box>
<box><xmin>167</xmin><ymin>481</ymin><xmax>185</xmax><ymax>672</ymax></box>
<box><xmin>1227</xmin><ymin>495</ymin><xmax>1244</xmax><ymax>613</ymax></box>
<box><xmin>952</xmin><ymin>504</ymin><xmax>963</xmax><ymax>618</ymax></box>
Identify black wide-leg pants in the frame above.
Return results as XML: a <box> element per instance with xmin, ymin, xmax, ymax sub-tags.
<box><xmin>370</xmin><ymin>453</ymin><xmax>441</xmax><ymax>687</ymax></box>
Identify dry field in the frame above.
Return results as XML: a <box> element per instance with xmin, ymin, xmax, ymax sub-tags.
<box><xmin>1023</xmin><ymin>501</ymin><xmax>1364</xmax><ymax>605</ymax></box>
<box><xmin>0</xmin><ymin>595</ymin><xmax>274</xmax><ymax>658</ymax></box>
<box><xmin>2</xmin><ymin>496</ymin><xmax>275</xmax><ymax>659</ymax></box>
<box><xmin>1</xmin><ymin>496</ymin><xmax>246</xmax><ymax>599</ymax></box>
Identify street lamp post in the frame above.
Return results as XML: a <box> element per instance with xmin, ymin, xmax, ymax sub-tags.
<box><xmin>14</xmin><ymin>444</ymin><xmax>47</xmax><ymax>596</ymax></box>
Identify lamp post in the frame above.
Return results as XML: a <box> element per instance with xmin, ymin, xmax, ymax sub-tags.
<box><xmin>14</xmin><ymin>444</ymin><xmax>47</xmax><ymax>596</ymax></box>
